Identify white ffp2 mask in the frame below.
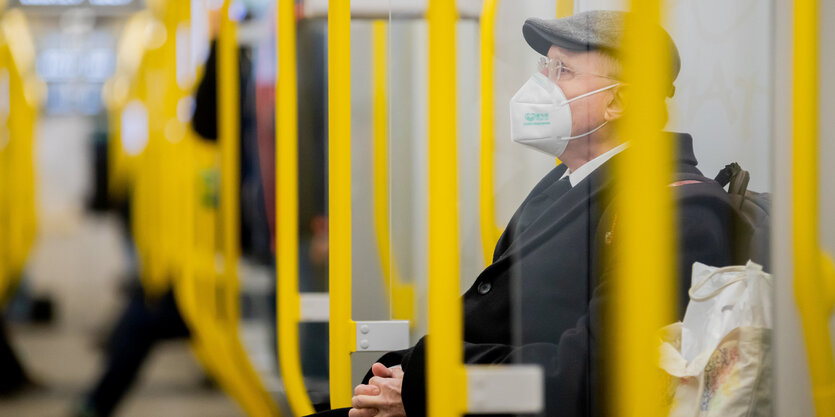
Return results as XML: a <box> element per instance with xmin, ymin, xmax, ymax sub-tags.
<box><xmin>509</xmin><ymin>73</ymin><xmax>619</xmax><ymax>157</ymax></box>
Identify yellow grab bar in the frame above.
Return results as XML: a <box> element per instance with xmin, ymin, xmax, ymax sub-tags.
<box><xmin>275</xmin><ymin>0</ymin><xmax>317</xmax><ymax>414</ymax></box>
<box><xmin>556</xmin><ymin>0</ymin><xmax>573</xmax><ymax>19</ymax></box>
<box><xmin>612</xmin><ymin>3</ymin><xmax>675</xmax><ymax>417</ymax></box>
<box><xmin>553</xmin><ymin>0</ymin><xmax>572</xmax><ymax>167</ymax></box>
<box><xmin>328</xmin><ymin>0</ymin><xmax>357</xmax><ymax>407</ymax></box>
<box><xmin>478</xmin><ymin>0</ymin><xmax>502</xmax><ymax>265</ymax></box>
<box><xmin>219</xmin><ymin>0</ymin><xmax>240</xmax><ymax>287</ymax></box>
<box><xmin>792</xmin><ymin>0</ymin><xmax>835</xmax><ymax>413</ymax></box>
<box><xmin>371</xmin><ymin>20</ymin><xmax>416</xmax><ymax>324</ymax></box>
<box><xmin>0</xmin><ymin>121</ymin><xmax>5</xmax><ymax>303</ymax></box>
<box><xmin>218</xmin><ymin>3</ymin><xmax>281</xmax><ymax>415</ymax></box>
<box><xmin>426</xmin><ymin>1</ymin><xmax>467</xmax><ymax>416</ymax></box>
<box><xmin>0</xmin><ymin>37</ymin><xmax>5</xmax><ymax>290</ymax></box>
<box><xmin>0</xmin><ymin>28</ymin><xmax>8</xmax><ymax>296</ymax></box>
<box><xmin>0</xmin><ymin>57</ymin><xmax>5</xmax><ymax>301</ymax></box>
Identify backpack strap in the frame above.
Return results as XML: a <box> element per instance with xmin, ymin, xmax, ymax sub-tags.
<box><xmin>714</xmin><ymin>163</ymin><xmax>736</xmax><ymax>187</ymax></box>
<box><xmin>714</xmin><ymin>163</ymin><xmax>750</xmax><ymax>210</ymax></box>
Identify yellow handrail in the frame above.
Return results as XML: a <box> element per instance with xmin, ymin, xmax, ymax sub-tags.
<box><xmin>108</xmin><ymin>5</ymin><xmax>279</xmax><ymax>415</ymax></box>
<box><xmin>218</xmin><ymin>2</ymin><xmax>281</xmax><ymax>415</ymax></box>
<box><xmin>162</xmin><ymin>0</ymin><xmax>188</xmax><ymax>295</ymax></box>
<box><xmin>792</xmin><ymin>0</ymin><xmax>835</xmax><ymax>413</ymax></box>
<box><xmin>0</xmin><ymin>34</ymin><xmax>7</xmax><ymax>298</ymax></box>
<box><xmin>328</xmin><ymin>0</ymin><xmax>357</xmax><ymax>407</ymax></box>
<box><xmin>426</xmin><ymin>0</ymin><xmax>466</xmax><ymax>416</ymax></box>
<box><xmin>176</xmin><ymin>0</ymin><xmax>197</xmax><ymax>361</ymax></box>
<box><xmin>131</xmin><ymin>6</ymin><xmax>167</xmax><ymax>298</ymax></box>
<box><xmin>556</xmin><ymin>0</ymin><xmax>573</xmax><ymax>19</ymax></box>
<box><xmin>275</xmin><ymin>0</ymin><xmax>317</xmax><ymax>414</ymax></box>
<box><xmin>478</xmin><ymin>0</ymin><xmax>502</xmax><ymax>265</ymax></box>
<box><xmin>106</xmin><ymin>11</ymin><xmax>150</xmax><ymax>201</ymax></box>
<box><xmin>554</xmin><ymin>0</ymin><xmax>572</xmax><ymax>168</ymax></box>
<box><xmin>0</xmin><ymin>9</ymin><xmax>40</xmax><ymax>304</ymax></box>
<box><xmin>0</xmin><ymin>68</ymin><xmax>5</xmax><ymax>296</ymax></box>
<box><xmin>219</xmin><ymin>0</ymin><xmax>240</xmax><ymax>298</ymax></box>
<box><xmin>371</xmin><ymin>20</ymin><xmax>416</xmax><ymax>324</ymax></box>
<box><xmin>612</xmin><ymin>3</ymin><xmax>674</xmax><ymax>417</ymax></box>
<box><xmin>0</xmin><ymin>35</ymin><xmax>5</xmax><ymax>293</ymax></box>
<box><xmin>0</xmin><ymin>45</ymin><xmax>5</xmax><ymax>299</ymax></box>
<box><xmin>4</xmin><ymin>10</ymin><xmax>39</xmax><ymax>301</ymax></box>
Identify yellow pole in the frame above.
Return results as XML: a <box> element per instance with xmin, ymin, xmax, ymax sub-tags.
<box><xmin>612</xmin><ymin>3</ymin><xmax>674</xmax><ymax>417</ymax></box>
<box><xmin>0</xmin><ymin>46</ymin><xmax>9</xmax><ymax>301</ymax></box>
<box><xmin>21</xmin><ymin>76</ymin><xmax>36</xmax><ymax>271</ymax></box>
<box><xmin>426</xmin><ymin>1</ymin><xmax>466</xmax><ymax>416</ymax></box>
<box><xmin>7</xmin><ymin>59</ymin><xmax>21</xmax><ymax>277</ymax></box>
<box><xmin>0</xmin><ymin>40</ymin><xmax>4</xmax><ymax>291</ymax></box>
<box><xmin>554</xmin><ymin>0</ymin><xmax>572</xmax><ymax>170</ymax></box>
<box><xmin>8</xmin><ymin>47</ymin><xmax>22</xmax><ymax>281</ymax></box>
<box><xmin>0</xmin><ymin>42</ymin><xmax>8</xmax><ymax>300</ymax></box>
<box><xmin>178</xmin><ymin>0</ymin><xmax>196</xmax><ymax>343</ymax></box>
<box><xmin>158</xmin><ymin>3</ymin><xmax>177</xmax><ymax>292</ymax></box>
<box><xmin>371</xmin><ymin>20</ymin><xmax>416</xmax><ymax>324</ymax></box>
<box><xmin>0</xmin><ymin>86</ymin><xmax>4</xmax><ymax>303</ymax></box>
<box><xmin>556</xmin><ymin>0</ymin><xmax>573</xmax><ymax>19</ymax></box>
<box><xmin>138</xmin><ymin>11</ymin><xmax>166</xmax><ymax>297</ymax></box>
<box><xmin>219</xmin><ymin>0</ymin><xmax>239</xmax><ymax>294</ymax></box>
<box><xmin>218</xmin><ymin>3</ymin><xmax>280</xmax><ymax>415</ymax></box>
<box><xmin>328</xmin><ymin>0</ymin><xmax>357</xmax><ymax>407</ymax></box>
<box><xmin>792</xmin><ymin>0</ymin><xmax>835</xmax><ymax>413</ymax></box>
<box><xmin>276</xmin><ymin>0</ymin><xmax>316</xmax><ymax>414</ymax></box>
<box><xmin>478</xmin><ymin>0</ymin><xmax>502</xmax><ymax>265</ymax></box>
<box><xmin>163</xmin><ymin>0</ymin><xmax>185</xmax><ymax>291</ymax></box>
<box><xmin>218</xmin><ymin>0</ymin><xmax>246</xmax><ymax>403</ymax></box>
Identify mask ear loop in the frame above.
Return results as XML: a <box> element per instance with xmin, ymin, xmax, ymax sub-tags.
<box><xmin>560</xmin><ymin>83</ymin><xmax>621</xmax><ymax>140</ymax></box>
<box><xmin>561</xmin><ymin>82</ymin><xmax>621</xmax><ymax>105</ymax></box>
<box><xmin>564</xmin><ymin>120</ymin><xmax>609</xmax><ymax>140</ymax></box>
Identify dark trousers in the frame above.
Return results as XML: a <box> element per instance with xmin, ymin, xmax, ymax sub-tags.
<box><xmin>85</xmin><ymin>288</ymin><xmax>189</xmax><ymax>416</ymax></box>
<box><xmin>0</xmin><ymin>320</ymin><xmax>27</xmax><ymax>394</ymax></box>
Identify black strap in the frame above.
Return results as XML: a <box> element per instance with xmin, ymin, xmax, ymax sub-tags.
<box><xmin>714</xmin><ymin>163</ymin><xmax>742</xmax><ymax>187</ymax></box>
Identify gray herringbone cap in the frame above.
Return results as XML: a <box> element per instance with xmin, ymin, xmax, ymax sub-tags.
<box><xmin>523</xmin><ymin>10</ymin><xmax>681</xmax><ymax>88</ymax></box>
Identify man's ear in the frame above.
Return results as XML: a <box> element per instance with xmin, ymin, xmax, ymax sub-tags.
<box><xmin>604</xmin><ymin>85</ymin><xmax>626</xmax><ymax>122</ymax></box>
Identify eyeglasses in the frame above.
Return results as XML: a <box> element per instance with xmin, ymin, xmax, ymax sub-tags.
<box><xmin>537</xmin><ymin>57</ymin><xmax>620</xmax><ymax>82</ymax></box>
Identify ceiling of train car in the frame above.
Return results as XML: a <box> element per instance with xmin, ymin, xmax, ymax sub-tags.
<box><xmin>10</xmin><ymin>0</ymin><xmax>142</xmax><ymax>14</ymax></box>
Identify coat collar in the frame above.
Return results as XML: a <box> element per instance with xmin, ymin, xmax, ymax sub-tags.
<box><xmin>672</xmin><ymin>132</ymin><xmax>702</xmax><ymax>175</ymax></box>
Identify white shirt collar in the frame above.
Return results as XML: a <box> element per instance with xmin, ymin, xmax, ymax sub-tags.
<box><xmin>559</xmin><ymin>142</ymin><xmax>629</xmax><ymax>187</ymax></box>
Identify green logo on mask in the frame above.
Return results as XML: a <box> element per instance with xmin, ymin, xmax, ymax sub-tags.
<box><xmin>524</xmin><ymin>112</ymin><xmax>550</xmax><ymax>126</ymax></box>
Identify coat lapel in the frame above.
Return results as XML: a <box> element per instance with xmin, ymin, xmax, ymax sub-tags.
<box><xmin>492</xmin><ymin>165</ymin><xmax>568</xmax><ymax>261</ymax></box>
<box><xmin>486</xmin><ymin>155</ymin><xmax>617</xmax><ymax>273</ymax></box>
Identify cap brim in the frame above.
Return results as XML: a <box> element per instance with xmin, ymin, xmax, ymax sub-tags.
<box><xmin>523</xmin><ymin>18</ymin><xmax>592</xmax><ymax>56</ymax></box>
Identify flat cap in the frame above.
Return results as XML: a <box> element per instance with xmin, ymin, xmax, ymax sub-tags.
<box><xmin>523</xmin><ymin>10</ymin><xmax>681</xmax><ymax>90</ymax></box>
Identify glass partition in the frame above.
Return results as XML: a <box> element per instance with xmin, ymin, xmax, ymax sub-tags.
<box><xmin>374</xmin><ymin>1</ymin><xmax>778</xmax><ymax>416</ymax></box>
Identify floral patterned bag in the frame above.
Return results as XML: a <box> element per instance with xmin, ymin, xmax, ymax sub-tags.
<box><xmin>659</xmin><ymin>262</ymin><xmax>772</xmax><ymax>417</ymax></box>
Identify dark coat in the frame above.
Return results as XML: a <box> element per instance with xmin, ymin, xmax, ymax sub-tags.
<box><xmin>353</xmin><ymin>133</ymin><xmax>739</xmax><ymax>417</ymax></box>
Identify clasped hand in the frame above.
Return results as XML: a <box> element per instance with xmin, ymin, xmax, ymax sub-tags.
<box><xmin>349</xmin><ymin>362</ymin><xmax>406</xmax><ymax>417</ymax></box>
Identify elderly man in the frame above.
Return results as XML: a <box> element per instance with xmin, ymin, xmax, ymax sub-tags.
<box><xmin>335</xmin><ymin>10</ymin><xmax>738</xmax><ymax>417</ymax></box>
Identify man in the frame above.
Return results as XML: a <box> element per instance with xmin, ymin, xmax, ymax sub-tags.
<box><xmin>340</xmin><ymin>10</ymin><xmax>739</xmax><ymax>417</ymax></box>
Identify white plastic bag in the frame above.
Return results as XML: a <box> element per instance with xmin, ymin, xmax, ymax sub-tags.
<box><xmin>659</xmin><ymin>261</ymin><xmax>773</xmax><ymax>417</ymax></box>
<box><xmin>681</xmin><ymin>261</ymin><xmax>772</xmax><ymax>364</ymax></box>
